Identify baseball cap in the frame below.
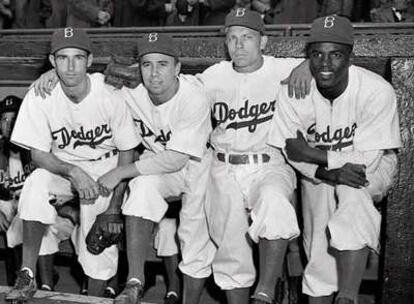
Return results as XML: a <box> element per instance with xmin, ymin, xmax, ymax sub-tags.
<box><xmin>0</xmin><ymin>95</ymin><xmax>22</xmax><ymax>114</ymax></box>
<box><xmin>308</xmin><ymin>15</ymin><xmax>354</xmax><ymax>46</ymax></box>
<box><xmin>225</xmin><ymin>8</ymin><xmax>265</xmax><ymax>33</ymax></box>
<box><xmin>137</xmin><ymin>33</ymin><xmax>179</xmax><ymax>58</ymax></box>
<box><xmin>50</xmin><ymin>27</ymin><xmax>92</xmax><ymax>54</ymax></box>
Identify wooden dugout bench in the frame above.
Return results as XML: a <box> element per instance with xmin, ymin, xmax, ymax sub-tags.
<box><xmin>0</xmin><ymin>22</ymin><xmax>413</xmax><ymax>304</ymax></box>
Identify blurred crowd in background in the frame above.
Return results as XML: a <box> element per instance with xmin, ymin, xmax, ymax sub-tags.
<box><xmin>0</xmin><ymin>0</ymin><xmax>413</xmax><ymax>30</ymax></box>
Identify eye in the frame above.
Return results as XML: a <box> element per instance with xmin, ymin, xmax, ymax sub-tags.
<box><xmin>331</xmin><ymin>52</ymin><xmax>343</xmax><ymax>59</ymax></box>
<box><xmin>311</xmin><ymin>52</ymin><xmax>322</xmax><ymax>59</ymax></box>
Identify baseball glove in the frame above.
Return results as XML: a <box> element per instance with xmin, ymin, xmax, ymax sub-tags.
<box><xmin>104</xmin><ymin>56</ymin><xmax>141</xmax><ymax>89</ymax></box>
<box><xmin>86</xmin><ymin>213</ymin><xmax>123</xmax><ymax>255</ymax></box>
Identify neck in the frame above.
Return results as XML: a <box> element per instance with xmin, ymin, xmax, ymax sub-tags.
<box><xmin>61</xmin><ymin>76</ymin><xmax>90</xmax><ymax>104</ymax></box>
<box><xmin>233</xmin><ymin>55</ymin><xmax>264</xmax><ymax>74</ymax></box>
<box><xmin>149</xmin><ymin>78</ymin><xmax>180</xmax><ymax>106</ymax></box>
<box><xmin>318</xmin><ymin>76</ymin><xmax>349</xmax><ymax>101</ymax></box>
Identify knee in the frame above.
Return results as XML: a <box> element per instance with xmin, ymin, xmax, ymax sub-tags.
<box><xmin>336</xmin><ymin>185</ymin><xmax>372</xmax><ymax>209</ymax></box>
<box><xmin>24</xmin><ymin>168</ymin><xmax>51</xmax><ymax>187</ymax></box>
<box><xmin>129</xmin><ymin>175</ymin><xmax>162</xmax><ymax>194</ymax></box>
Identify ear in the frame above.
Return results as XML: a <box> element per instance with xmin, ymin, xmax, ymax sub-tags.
<box><xmin>348</xmin><ymin>51</ymin><xmax>354</xmax><ymax>66</ymax></box>
<box><xmin>87</xmin><ymin>53</ymin><xmax>93</xmax><ymax>68</ymax></box>
<box><xmin>260</xmin><ymin>35</ymin><xmax>268</xmax><ymax>51</ymax></box>
<box><xmin>49</xmin><ymin>54</ymin><xmax>56</xmax><ymax>68</ymax></box>
<box><xmin>175</xmin><ymin>61</ymin><xmax>181</xmax><ymax>77</ymax></box>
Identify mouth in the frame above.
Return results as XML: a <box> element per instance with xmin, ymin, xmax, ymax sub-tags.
<box><xmin>318</xmin><ymin>71</ymin><xmax>334</xmax><ymax>79</ymax></box>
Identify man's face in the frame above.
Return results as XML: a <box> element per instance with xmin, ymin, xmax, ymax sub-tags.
<box><xmin>308</xmin><ymin>42</ymin><xmax>352</xmax><ymax>92</ymax></box>
<box><xmin>140</xmin><ymin>53</ymin><xmax>180</xmax><ymax>103</ymax></box>
<box><xmin>0</xmin><ymin>112</ymin><xmax>17</xmax><ymax>139</ymax></box>
<box><xmin>49</xmin><ymin>48</ymin><xmax>92</xmax><ymax>88</ymax></box>
<box><xmin>225</xmin><ymin>26</ymin><xmax>267</xmax><ymax>73</ymax></box>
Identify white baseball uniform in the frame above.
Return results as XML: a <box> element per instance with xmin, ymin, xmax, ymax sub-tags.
<box><xmin>119</xmin><ymin>77</ymin><xmax>213</xmax><ymax>268</ymax></box>
<box><xmin>4</xmin><ymin>150</ymin><xmax>74</xmax><ymax>256</ymax></box>
<box><xmin>268</xmin><ymin>65</ymin><xmax>401</xmax><ymax>296</ymax></box>
<box><xmin>186</xmin><ymin>55</ymin><xmax>302</xmax><ymax>289</ymax></box>
<box><xmin>10</xmin><ymin>73</ymin><xmax>140</xmax><ymax>280</ymax></box>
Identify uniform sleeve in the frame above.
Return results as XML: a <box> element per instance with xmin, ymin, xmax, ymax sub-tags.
<box><xmin>269</xmin><ymin>57</ymin><xmax>305</xmax><ymax>83</ymax></box>
<box><xmin>268</xmin><ymin>88</ymin><xmax>319</xmax><ymax>181</ymax></box>
<box><xmin>11</xmin><ymin>90</ymin><xmax>52</xmax><ymax>153</ymax></box>
<box><xmin>354</xmin><ymin>85</ymin><xmax>401</xmax><ymax>151</ymax></box>
<box><xmin>166</xmin><ymin>89</ymin><xmax>212</xmax><ymax>159</ymax></box>
<box><xmin>108</xmin><ymin>90</ymin><xmax>141</xmax><ymax>151</ymax></box>
<box><xmin>135</xmin><ymin>150</ymin><xmax>189</xmax><ymax>175</ymax></box>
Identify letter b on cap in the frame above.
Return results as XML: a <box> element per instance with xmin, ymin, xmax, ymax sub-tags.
<box><xmin>324</xmin><ymin>16</ymin><xmax>335</xmax><ymax>28</ymax></box>
<box><xmin>64</xmin><ymin>27</ymin><xmax>74</xmax><ymax>38</ymax></box>
<box><xmin>148</xmin><ymin>33</ymin><xmax>158</xmax><ymax>43</ymax></box>
<box><xmin>236</xmin><ymin>8</ymin><xmax>245</xmax><ymax>17</ymax></box>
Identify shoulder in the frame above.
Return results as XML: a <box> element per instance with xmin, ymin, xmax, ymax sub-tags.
<box><xmin>179</xmin><ymin>79</ymin><xmax>210</xmax><ymax>106</ymax></box>
<box><xmin>203</xmin><ymin>60</ymin><xmax>232</xmax><ymax>76</ymax></box>
<box><xmin>351</xmin><ymin>65</ymin><xmax>394</xmax><ymax>96</ymax></box>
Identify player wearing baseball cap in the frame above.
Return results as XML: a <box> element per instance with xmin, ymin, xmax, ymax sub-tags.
<box><xmin>6</xmin><ymin>27</ymin><xmax>140</xmax><ymax>302</ymax></box>
<box><xmin>268</xmin><ymin>15</ymin><xmax>401</xmax><ymax>304</ymax></box>
<box><xmin>172</xmin><ymin>8</ymin><xmax>313</xmax><ymax>304</ymax></box>
<box><xmin>95</xmin><ymin>33</ymin><xmax>212</xmax><ymax>304</ymax></box>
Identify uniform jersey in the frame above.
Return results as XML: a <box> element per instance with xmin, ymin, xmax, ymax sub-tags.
<box><xmin>269</xmin><ymin>65</ymin><xmax>401</xmax><ymax>174</ymax></box>
<box><xmin>120</xmin><ymin>77</ymin><xmax>211</xmax><ymax>159</ymax></box>
<box><xmin>11</xmin><ymin>73</ymin><xmax>139</xmax><ymax>163</ymax></box>
<box><xmin>198</xmin><ymin>55</ymin><xmax>303</xmax><ymax>153</ymax></box>
<box><xmin>268</xmin><ymin>64</ymin><xmax>401</xmax><ymax>297</ymax></box>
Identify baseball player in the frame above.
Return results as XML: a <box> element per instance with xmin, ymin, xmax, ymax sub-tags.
<box><xmin>0</xmin><ymin>95</ymin><xmax>76</xmax><ymax>292</ymax></box>
<box><xmin>95</xmin><ymin>32</ymin><xmax>212</xmax><ymax>304</ymax></box>
<box><xmin>268</xmin><ymin>16</ymin><xmax>401</xmax><ymax>304</ymax></box>
<box><xmin>5</xmin><ymin>27</ymin><xmax>139</xmax><ymax>302</ymax></box>
<box><xmin>178</xmin><ymin>9</ymin><xmax>312</xmax><ymax>304</ymax></box>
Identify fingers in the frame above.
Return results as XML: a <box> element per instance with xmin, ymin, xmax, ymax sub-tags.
<box><xmin>338</xmin><ymin>169</ymin><xmax>368</xmax><ymax>188</ymax></box>
<box><xmin>78</xmin><ymin>183</ymin><xmax>100</xmax><ymax>201</ymax></box>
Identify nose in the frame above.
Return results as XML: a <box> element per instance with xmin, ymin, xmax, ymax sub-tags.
<box><xmin>150</xmin><ymin>65</ymin><xmax>159</xmax><ymax>77</ymax></box>
<box><xmin>235</xmin><ymin>37</ymin><xmax>243</xmax><ymax>49</ymax></box>
<box><xmin>320</xmin><ymin>54</ymin><xmax>331</xmax><ymax>67</ymax></box>
<box><xmin>67</xmin><ymin>58</ymin><xmax>75</xmax><ymax>71</ymax></box>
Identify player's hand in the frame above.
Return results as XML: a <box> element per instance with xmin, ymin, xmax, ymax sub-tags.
<box><xmin>0</xmin><ymin>211</ymin><xmax>11</xmax><ymax>232</ymax></box>
<box><xmin>97</xmin><ymin>168</ymin><xmax>123</xmax><ymax>194</ymax></box>
<box><xmin>330</xmin><ymin>163</ymin><xmax>369</xmax><ymax>188</ymax></box>
<box><xmin>68</xmin><ymin>166</ymin><xmax>100</xmax><ymax>203</ymax></box>
<box><xmin>30</xmin><ymin>69</ymin><xmax>59</xmax><ymax>98</ymax></box>
<box><xmin>280</xmin><ymin>59</ymin><xmax>312</xmax><ymax>99</ymax></box>
<box><xmin>285</xmin><ymin>130</ymin><xmax>311</xmax><ymax>162</ymax></box>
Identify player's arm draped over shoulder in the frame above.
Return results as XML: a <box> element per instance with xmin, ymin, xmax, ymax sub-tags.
<box><xmin>31</xmin><ymin>56</ymin><xmax>142</xmax><ymax>98</ymax></box>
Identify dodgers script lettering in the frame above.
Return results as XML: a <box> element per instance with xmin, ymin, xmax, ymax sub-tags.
<box><xmin>307</xmin><ymin>122</ymin><xmax>357</xmax><ymax>151</ymax></box>
<box><xmin>52</xmin><ymin>124</ymin><xmax>112</xmax><ymax>149</ymax></box>
<box><xmin>213</xmin><ymin>99</ymin><xmax>276</xmax><ymax>132</ymax></box>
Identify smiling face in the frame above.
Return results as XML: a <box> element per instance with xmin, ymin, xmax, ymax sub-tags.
<box><xmin>49</xmin><ymin>48</ymin><xmax>92</xmax><ymax>89</ymax></box>
<box><xmin>308</xmin><ymin>42</ymin><xmax>352</xmax><ymax>100</ymax></box>
<box><xmin>225</xmin><ymin>26</ymin><xmax>267</xmax><ymax>73</ymax></box>
<box><xmin>140</xmin><ymin>53</ymin><xmax>180</xmax><ymax>105</ymax></box>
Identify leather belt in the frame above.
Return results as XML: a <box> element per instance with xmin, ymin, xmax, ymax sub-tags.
<box><xmin>216</xmin><ymin>152</ymin><xmax>270</xmax><ymax>165</ymax></box>
<box><xmin>92</xmin><ymin>150</ymin><xmax>119</xmax><ymax>161</ymax></box>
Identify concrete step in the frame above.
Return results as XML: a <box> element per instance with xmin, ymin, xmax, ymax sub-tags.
<box><xmin>0</xmin><ymin>286</ymin><xmax>157</xmax><ymax>304</ymax></box>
